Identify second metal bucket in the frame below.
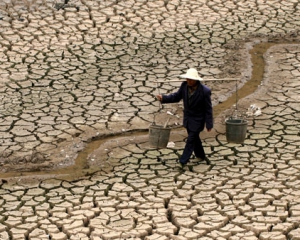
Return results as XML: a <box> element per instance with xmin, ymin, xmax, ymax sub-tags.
<box><xmin>225</xmin><ymin>119</ymin><xmax>248</xmax><ymax>144</ymax></box>
<box><xmin>149</xmin><ymin>125</ymin><xmax>171</xmax><ymax>148</ymax></box>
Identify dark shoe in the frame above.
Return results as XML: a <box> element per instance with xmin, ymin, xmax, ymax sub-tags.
<box><xmin>177</xmin><ymin>159</ymin><xmax>187</xmax><ymax>168</ymax></box>
<box><xmin>204</xmin><ymin>157</ymin><xmax>210</xmax><ymax>165</ymax></box>
<box><xmin>195</xmin><ymin>156</ymin><xmax>210</xmax><ymax>165</ymax></box>
<box><xmin>179</xmin><ymin>162</ymin><xmax>186</xmax><ymax>168</ymax></box>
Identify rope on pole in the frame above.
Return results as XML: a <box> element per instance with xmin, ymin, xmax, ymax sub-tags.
<box><xmin>156</xmin><ymin>80</ymin><xmax>162</xmax><ymax>110</ymax></box>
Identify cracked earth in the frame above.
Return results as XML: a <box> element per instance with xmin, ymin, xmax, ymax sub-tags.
<box><xmin>1</xmin><ymin>0</ymin><xmax>300</xmax><ymax>239</ymax></box>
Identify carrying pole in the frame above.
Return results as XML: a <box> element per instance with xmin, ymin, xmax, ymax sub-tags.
<box><xmin>154</xmin><ymin>78</ymin><xmax>239</xmax><ymax>83</ymax></box>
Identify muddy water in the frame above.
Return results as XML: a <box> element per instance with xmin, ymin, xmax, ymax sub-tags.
<box><xmin>2</xmin><ymin>42</ymin><xmax>275</xmax><ymax>181</ymax></box>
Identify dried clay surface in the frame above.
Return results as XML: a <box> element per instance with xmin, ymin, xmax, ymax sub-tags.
<box><xmin>1</xmin><ymin>0</ymin><xmax>300</xmax><ymax>239</ymax></box>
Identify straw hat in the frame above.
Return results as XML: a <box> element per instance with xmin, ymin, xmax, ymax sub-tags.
<box><xmin>179</xmin><ymin>68</ymin><xmax>203</xmax><ymax>81</ymax></box>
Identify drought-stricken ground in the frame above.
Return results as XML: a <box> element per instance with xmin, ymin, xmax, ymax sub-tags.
<box><xmin>1</xmin><ymin>0</ymin><xmax>300</xmax><ymax>239</ymax></box>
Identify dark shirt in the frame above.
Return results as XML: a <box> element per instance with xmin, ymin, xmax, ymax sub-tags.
<box><xmin>188</xmin><ymin>84</ymin><xmax>198</xmax><ymax>105</ymax></box>
<box><xmin>162</xmin><ymin>81</ymin><xmax>213</xmax><ymax>131</ymax></box>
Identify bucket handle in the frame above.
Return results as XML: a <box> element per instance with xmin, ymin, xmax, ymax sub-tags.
<box><xmin>228</xmin><ymin>108</ymin><xmax>247</xmax><ymax>120</ymax></box>
<box><xmin>163</xmin><ymin>117</ymin><xmax>170</xmax><ymax>128</ymax></box>
<box><xmin>152</xmin><ymin>81</ymin><xmax>163</xmax><ymax>126</ymax></box>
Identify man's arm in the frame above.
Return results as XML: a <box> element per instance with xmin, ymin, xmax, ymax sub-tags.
<box><xmin>158</xmin><ymin>82</ymin><xmax>185</xmax><ymax>104</ymax></box>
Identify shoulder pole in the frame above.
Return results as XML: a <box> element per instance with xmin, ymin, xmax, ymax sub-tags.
<box><xmin>154</xmin><ymin>78</ymin><xmax>240</xmax><ymax>83</ymax></box>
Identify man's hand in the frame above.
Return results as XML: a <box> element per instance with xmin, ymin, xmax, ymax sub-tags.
<box><xmin>156</xmin><ymin>95</ymin><xmax>163</xmax><ymax>102</ymax></box>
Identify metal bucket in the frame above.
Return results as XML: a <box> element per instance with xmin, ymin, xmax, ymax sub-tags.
<box><xmin>225</xmin><ymin>119</ymin><xmax>248</xmax><ymax>144</ymax></box>
<box><xmin>149</xmin><ymin>125</ymin><xmax>171</xmax><ymax>148</ymax></box>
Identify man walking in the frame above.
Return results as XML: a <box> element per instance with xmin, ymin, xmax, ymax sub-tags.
<box><xmin>157</xmin><ymin>68</ymin><xmax>213</xmax><ymax>166</ymax></box>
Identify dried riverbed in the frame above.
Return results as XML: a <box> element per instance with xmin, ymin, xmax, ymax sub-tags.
<box><xmin>1</xmin><ymin>1</ymin><xmax>300</xmax><ymax>239</ymax></box>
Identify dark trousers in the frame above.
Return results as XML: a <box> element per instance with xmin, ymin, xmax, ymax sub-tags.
<box><xmin>179</xmin><ymin>127</ymin><xmax>205</xmax><ymax>164</ymax></box>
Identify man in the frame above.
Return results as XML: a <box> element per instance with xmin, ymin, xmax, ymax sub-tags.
<box><xmin>157</xmin><ymin>68</ymin><xmax>213</xmax><ymax>166</ymax></box>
